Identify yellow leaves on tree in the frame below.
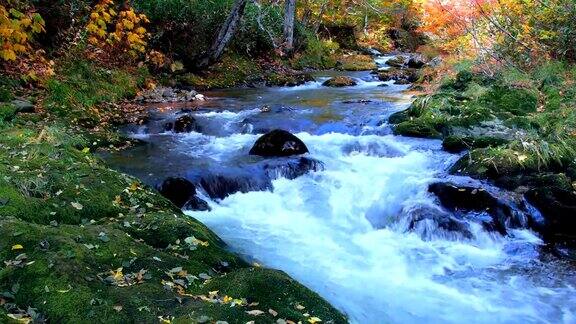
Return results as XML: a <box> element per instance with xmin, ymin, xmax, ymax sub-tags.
<box><xmin>86</xmin><ymin>0</ymin><xmax>150</xmax><ymax>59</ymax></box>
<box><xmin>0</xmin><ymin>5</ymin><xmax>45</xmax><ymax>61</ymax></box>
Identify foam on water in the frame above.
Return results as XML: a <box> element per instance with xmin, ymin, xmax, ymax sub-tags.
<box><xmin>186</xmin><ymin>131</ymin><xmax>576</xmax><ymax>324</ymax></box>
<box><xmin>110</xmin><ymin>56</ymin><xmax>576</xmax><ymax>324</ymax></box>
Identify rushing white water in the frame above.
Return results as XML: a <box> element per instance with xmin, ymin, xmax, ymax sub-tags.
<box><xmin>186</xmin><ymin>130</ymin><xmax>576</xmax><ymax>324</ymax></box>
<box><xmin>110</xmin><ymin>61</ymin><xmax>576</xmax><ymax>323</ymax></box>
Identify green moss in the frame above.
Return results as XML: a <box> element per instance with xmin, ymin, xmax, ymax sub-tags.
<box><xmin>443</xmin><ymin>135</ymin><xmax>509</xmax><ymax>153</ymax></box>
<box><xmin>200</xmin><ymin>268</ymin><xmax>348</xmax><ymax>324</ymax></box>
<box><xmin>291</xmin><ymin>33</ymin><xmax>339</xmax><ymax>70</ymax></box>
<box><xmin>480</xmin><ymin>85</ymin><xmax>538</xmax><ymax>116</ymax></box>
<box><xmin>177</xmin><ymin>54</ymin><xmax>263</xmax><ymax>90</ymax></box>
<box><xmin>0</xmin><ymin>75</ymin><xmax>18</xmax><ymax>102</ymax></box>
<box><xmin>0</xmin><ymin>104</ymin><xmax>18</xmax><ymax>123</ymax></box>
<box><xmin>336</xmin><ymin>54</ymin><xmax>377</xmax><ymax>71</ymax></box>
<box><xmin>394</xmin><ymin>118</ymin><xmax>444</xmax><ymax>138</ymax></box>
<box><xmin>44</xmin><ymin>59</ymin><xmax>147</xmax><ymax>126</ymax></box>
<box><xmin>0</xmin><ymin>123</ymin><xmax>345</xmax><ymax>323</ymax></box>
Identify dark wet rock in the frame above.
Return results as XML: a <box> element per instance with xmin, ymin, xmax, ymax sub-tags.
<box><xmin>407</xmin><ymin>206</ymin><xmax>473</xmax><ymax>240</ymax></box>
<box><xmin>322</xmin><ymin>76</ymin><xmax>357</xmax><ymax>87</ymax></box>
<box><xmin>200</xmin><ymin>174</ymin><xmax>272</xmax><ymax>200</ymax></box>
<box><xmin>157</xmin><ymin>177</ymin><xmax>197</xmax><ymax>208</ymax></box>
<box><xmin>263</xmin><ymin>157</ymin><xmax>325</xmax><ymax>180</ymax></box>
<box><xmin>407</xmin><ymin>55</ymin><xmax>427</xmax><ymax>69</ymax></box>
<box><xmin>165</xmin><ymin>115</ymin><xmax>199</xmax><ymax>133</ymax></box>
<box><xmin>378</xmin><ymin>68</ymin><xmax>420</xmax><ymax>84</ymax></box>
<box><xmin>525</xmin><ymin>187</ymin><xmax>576</xmax><ymax>243</ymax></box>
<box><xmin>429</xmin><ymin>182</ymin><xmax>522</xmax><ymax>235</ymax></box>
<box><xmin>249</xmin><ymin>129</ymin><xmax>309</xmax><ymax>157</ymax></box>
<box><xmin>183</xmin><ymin>196</ymin><xmax>211</xmax><ymax>212</ymax></box>
<box><xmin>385</xmin><ymin>56</ymin><xmax>406</xmax><ymax>68</ymax></box>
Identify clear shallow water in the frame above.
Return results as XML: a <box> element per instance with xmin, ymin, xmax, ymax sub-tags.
<box><xmin>105</xmin><ymin>63</ymin><xmax>576</xmax><ymax>324</ymax></box>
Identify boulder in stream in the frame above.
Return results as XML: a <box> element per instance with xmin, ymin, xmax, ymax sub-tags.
<box><xmin>157</xmin><ymin>177</ymin><xmax>197</xmax><ymax>208</ymax></box>
<box><xmin>200</xmin><ymin>174</ymin><xmax>273</xmax><ymax>200</ymax></box>
<box><xmin>249</xmin><ymin>129</ymin><xmax>309</xmax><ymax>157</ymax></box>
<box><xmin>407</xmin><ymin>55</ymin><xmax>427</xmax><ymax>69</ymax></box>
<box><xmin>158</xmin><ymin>177</ymin><xmax>211</xmax><ymax>211</ymax></box>
<box><xmin>525</xmin><ymin>187</ymin><xmax>576</xmax><ymax>243</ymax></box>
<box><xmin>263</xmin><ymin>157</ymin><xmax>325</xmax><ymax>180</ymax></box>
<box><xmin>385</xmin><ymin>56</ymin><xmax>406</xmax><ymax>68</ymax></box>
<box><xmin>378</xmin><ymin>68</ymin><xmax>420</xmax><ymax>84</ymax></box>
<box><xmin>164</xmin><ymin>115</ymin><xmax>199</xmax><ymax>133</ymax></box>
<box><xmin>428</xmin><ymin>182</ymin><xmax>521</xmax><ymax>235</ymax></box>
<box><xmin>322</xmin><ymin>76</ymin><xmax>357</xmax><ymax>87</ymax></box>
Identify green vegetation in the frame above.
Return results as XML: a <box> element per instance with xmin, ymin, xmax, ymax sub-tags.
<box><xmin>0</xmin><ymin>116</ymin><xmax>346</xmax><ymax>323</ymax></box>
<box><xmin>44</xmin><ymin>59</ymin><xmax>148</xmax><ymax>126</ymax></box>
<box><xmin>390</xmin><ymin>64</ymin><xmax>576</xmax><ymax>186</ymax></box>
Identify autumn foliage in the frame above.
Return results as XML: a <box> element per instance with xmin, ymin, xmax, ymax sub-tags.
<box><xmin>86</xmin><ymin>0</ymin><xmax>150</xmax><ymax>59</ymax></box>
<box><xmin>0</xmin><ymin>4</ymin><xmax>44</xmax><ymax>61</ymax></box>
<box><xmin>418</xmin><ymin>0</ymin><xmax>576</xmax><ymax>67</ymax></box>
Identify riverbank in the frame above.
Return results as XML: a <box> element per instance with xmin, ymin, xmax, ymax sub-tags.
<box><xmin>389</xmin><ymin>64</ymin><xmax>576</xmax><ymax>248</ymax></box>
<box><xmin>0</xmin><ymin>57</ymin><xmax>348</xmax><ymax>323</ymax></box>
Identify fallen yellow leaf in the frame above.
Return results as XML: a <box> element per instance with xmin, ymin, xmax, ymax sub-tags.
<box><xmin>11</xmin><ymin>244</ymin><xmax>24</xmax><ymax>250</ymax></box>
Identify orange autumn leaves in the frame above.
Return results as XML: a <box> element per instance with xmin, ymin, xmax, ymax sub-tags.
<box><xmin>86</xmin><ymin>0</ymin><xmax>150</xmax><ymax>58</ymax></box>
<box><xmin>417</xmin><ymin>0</ymin><xmax>574</xmax><ymax>65</ymax></box>
<box><xmin>0</xmin><ymin>5</ymin><xmax>44</xmax><ymax>61</ymax></box>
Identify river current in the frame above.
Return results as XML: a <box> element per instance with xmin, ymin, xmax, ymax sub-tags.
<box><xmin>105</xmin><ymin>56</ymin><xmax>576</xmax><ymax>323</ymax></box>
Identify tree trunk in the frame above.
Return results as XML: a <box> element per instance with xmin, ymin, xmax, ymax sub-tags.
<box><xmin>283</xmin><ymin>0</ymin><xmax>296</xmax><ymax>54</ymax></box>
<box><xmin>198</xmin><ymin>0</ymin><xmax>248</xmax><ymax>68</ymax></box>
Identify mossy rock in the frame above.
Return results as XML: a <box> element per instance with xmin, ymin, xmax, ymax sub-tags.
<box><xmin>336</xmin><ymin>54</ymin><xmax>377</xmax><ymax>71</ymax></box>
<box><xmin>322</xmin><ymin>76</ymin><xmax>357</xmax><ymax>87</ymax></box>
<box><xmin>394</xmin><ymin>119</ymin><xmax>443</xmax><ymax>138</ymax></box>
<box><xmin>442</xmin><ymin>135</ymin><xmax>509</xmax><ymax>153</ymax></box>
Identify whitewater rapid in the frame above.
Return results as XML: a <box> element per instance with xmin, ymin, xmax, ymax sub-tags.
<box><xmin>107</xmin><ymin>62</ymin><xmax>576</xmax><ymax>323</ymax></box>
<box><xmin>185</xmin><ymin>128</ymin><xmax>575</xmax><ymax>323</ymax></box>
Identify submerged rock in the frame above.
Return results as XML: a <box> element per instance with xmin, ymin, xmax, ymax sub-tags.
<box><xmin>525</xmin><ymin>187</ymin><xmax>576</xmax><ymax>243</ymax></box>
<box><xmin>263</xmin><ymin>157</ymin><xmax>325</xmax><ymax>180</ymax></box>
<box><xmin>428</xmin><ymin>182</ymin><xmax>521</xmax><ymax>235</ymax></box>
<box><xmin>249</xmin><ymin>129</ymin><xmax>309</xmax><ymax>157</ymax></box>
<box><xmin>183</xmin><ymin>196</ymin><xmax>211</xmax><ymax>212</ymax></box>
<box><xmin>200</xmin><ymin>174</ymin><xmax>272</xmax><ymax>200</ymax></box>
<box><xmin>157</xmin><ymin>177</ymin><xmax>197</xmax><ymax>208</ymax></box>
<box><xmin>165</xmin><ymin>115</ymin><xmax>199</xmax><ymax>133</ymax></box>
<box><xmin>322</xmin><ymin>76</ymin><xmax>357</xmax><ymax>87</ymax></box>
<box><xmin>407</xmin><ymin>206</ymin><xmax>473</xmax><ymax>240</ymax></box>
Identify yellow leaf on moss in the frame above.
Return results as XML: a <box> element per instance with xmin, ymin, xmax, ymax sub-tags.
<box><xmin>11</xmin><ymin>244</ymin><xmax>24</xmax><ymax>250</ymax></box>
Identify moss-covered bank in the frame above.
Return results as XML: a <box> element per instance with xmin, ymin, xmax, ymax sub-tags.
<box><xmin>0</xmin><ymin>61</ymin><xmax>346</xmax><ymax>323</ymax></box>
<box><xmin>388</xmin><ymin>64</ymin><xmax>576</xmax><ymax>246</ymax></box>
<box><xmin>389</xmin><ymin>65</ymin><xmax>576</xmax><ymax>185</ymax></box>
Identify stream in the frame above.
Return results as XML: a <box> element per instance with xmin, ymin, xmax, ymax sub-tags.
<box><xmin>104</xmin><ymin>56</ymin><xmax>576</xmax><ymax>323</ymax></box>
